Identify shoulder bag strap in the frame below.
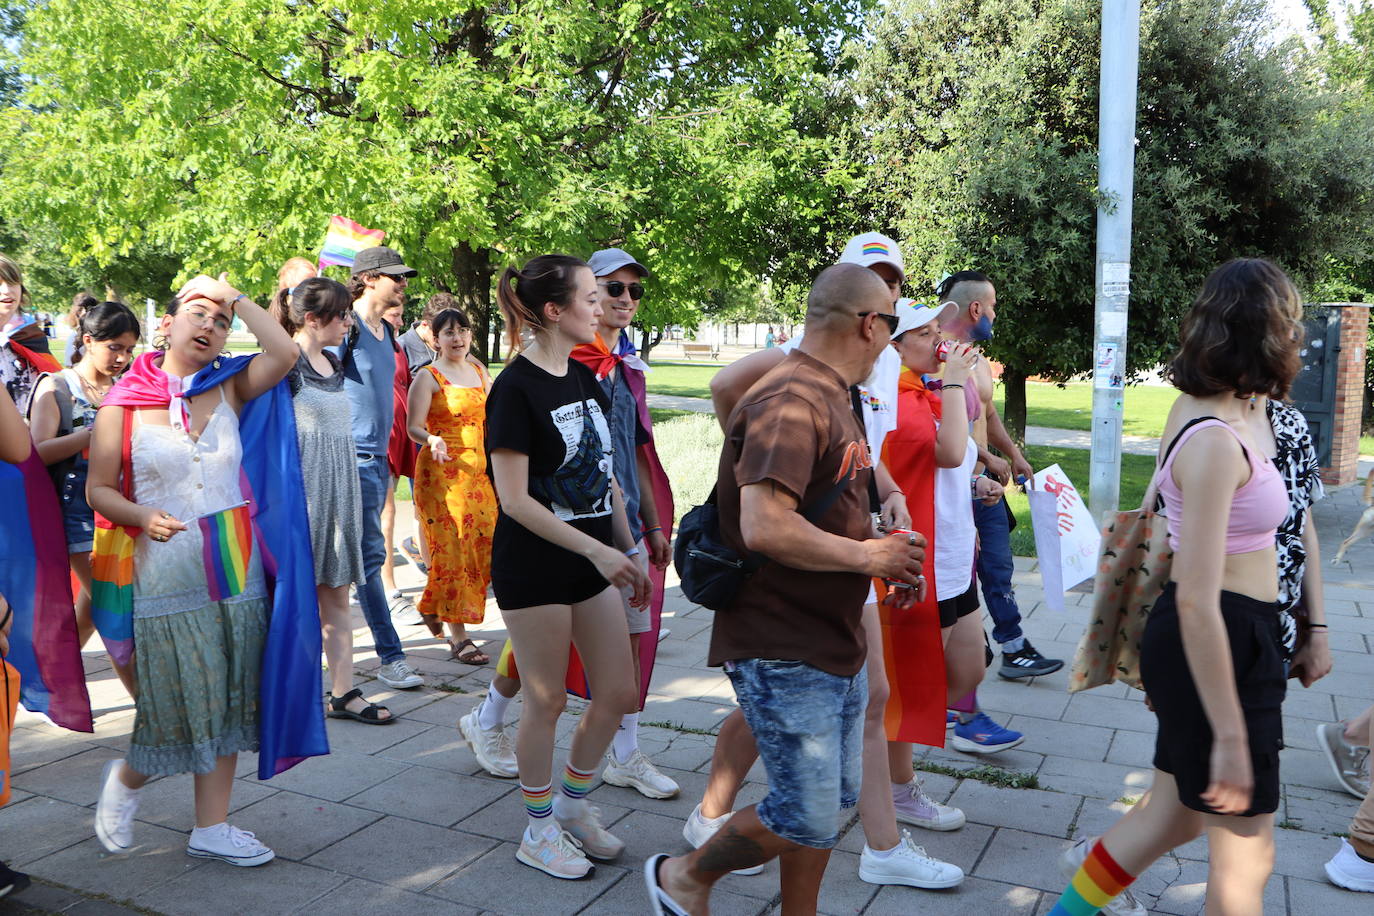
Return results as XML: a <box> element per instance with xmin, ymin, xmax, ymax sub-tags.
<box><xmin>1146</xmin><ymin>415</ymin><xmax>1220</xmax><ymax>510</ymax></box>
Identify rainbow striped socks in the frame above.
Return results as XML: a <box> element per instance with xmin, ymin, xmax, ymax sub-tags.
<box><xmin>1048</xmin><ymin>840</ymin><xmax>1137</xmax><ymax>916</ymax></box>
<box><xmin>521</xmin><ymin>782</ymin><xmax>553</xmax><ymax>830</ymax></box>
<box><xmin>560</xmin><ymin>762</ymin><xmax>596</xmax><ymax>801</ymax></box>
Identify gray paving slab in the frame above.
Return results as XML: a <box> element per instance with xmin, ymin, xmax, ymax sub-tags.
<box><xmin>132</xmin><ymin>858</ymin><xmax>347</xmax><ymax>916</ymax></box>
<box><xmin>229</xmin><ymin>788</ymin><xmax>384</xmax><ymax>861</ymax></box>
<box><xmin>949</xmin><ymin>781</ymin><xmax>1080</xmax><ymax>839</ymax></box>
<box><xmin>258</xmin><ymin>749</ymin><xmax>409</xmax><ymax>803</ymax></box>
<box><xmin>426</xmin><ymin>844</ymin><xmax>627</xmax><ymax>915</ymax></box>
<box><xmin>346</xmin><ymin>767</ymin><xmax>514</xmax><ymax>829</ymax></box>
<box><xmin>23</xmin><ymin>823</ymin><xmax>206</xmax><ymax>901</ymax></box>
<box><xmin>304</xmin><ymin>815</ymin><xmax>495</xmax><ymax>892</ymax></box>
<box><xmin>866</xmin><ymin>874</ymin><xmax>1042</xmax><ymax>914</ymax></box>
<box><xmin>0</xmin><ymin>796</ymin><xmax>102</xmax><ymax>867</ymax></box>
<box><xmin>133</xmin><ymin>771</ymin><xmax>278</xmax><ymax>831</ymax></box>
<box><xmin>295</xmin><ymin>877</ymin><xmax>481</xmax><ymax>916</ymax></box>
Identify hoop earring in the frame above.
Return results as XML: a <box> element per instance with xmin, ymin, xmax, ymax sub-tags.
<box><xmin>152</xmin><ymin>333</ymin><xmax>168</xmax><ymax>351</ymax></box>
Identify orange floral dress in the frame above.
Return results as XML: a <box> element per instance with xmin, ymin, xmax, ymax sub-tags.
<box><xmin>414</xmin><ymin>365</ymin><xmax>496</xmax><ymax>624</ymax></box>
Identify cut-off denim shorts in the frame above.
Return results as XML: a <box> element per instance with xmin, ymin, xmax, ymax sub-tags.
<box><xmin>725</xmin><ymin>657</ymin><xmax>867</xmax><ymax>849</ymax></box>
<box><xmin>60</xmin><ymin>462</ymin><xmax>95</xmax><ymax>554</ymax></box>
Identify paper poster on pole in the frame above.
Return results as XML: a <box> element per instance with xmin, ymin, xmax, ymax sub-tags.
<box><xmin>1028</xmin><ymin>464</ymin><xmax>1101</xmax><ymax>610</ymax></box>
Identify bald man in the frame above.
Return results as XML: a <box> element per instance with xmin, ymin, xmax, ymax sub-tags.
<box><xmin>646</xmin><ymin>264</ymin><xmax>927</xmax><ymax>916</ymax></box>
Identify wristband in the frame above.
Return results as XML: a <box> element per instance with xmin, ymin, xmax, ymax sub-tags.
<box><xmin>941</xmin><ymin>383</ymin><xmax>964</xmax><ymax>390</ymax></box>
<box><xmin>229</xmin><ymin>292</ymin><xmax>247</xmax><ymax>306</ymax></box>
<box><xmin>884</xmin><ymin>490</ymin><xmax>904</xmax><ymax>500</ymax></box>
<box><xmin>624</xmin><ymin>547</ymin><xmax>641</xmax><ymax>558</ymax></box>
<box><xmin>1306</xmin><ymin>623</ymin><xmax>1328</xmax><ymax>630</ymax></box>
<box><xmin>643</xmin><ymin>526</ymin><xmax>662</xmax><ymax>536</ymax></box>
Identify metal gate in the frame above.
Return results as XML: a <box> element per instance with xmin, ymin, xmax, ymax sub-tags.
<box><xmin>1291</xmin><ymin>306</ymin><xmax>1343</xmax><ymax>467</ymax></box>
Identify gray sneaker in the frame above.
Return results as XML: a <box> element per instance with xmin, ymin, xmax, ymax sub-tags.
<box><xmin>1318</xmin><ymin>723</ymin><xmax>1371</xmax><ymax>799</ymax></box>
<box><xmin>377</xmin><ymin>660</ymin><xmax>423</xmax><ymax>689</ymax></box>
<box><xmin>388</xmin><ymin>591</ymin><xmax>424</xmax><ymax>627</ymax></box>
<box><xmin>1059</xmin><ymin>837</ymin><xmax>1146</xmax><ymax>916</ymax></box>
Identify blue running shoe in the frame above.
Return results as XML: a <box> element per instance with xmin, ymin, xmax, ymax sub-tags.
<box><xmin>951</xmin><ymin>712</ymin><xmax>1024</xmax><ymax>754</ymax></box>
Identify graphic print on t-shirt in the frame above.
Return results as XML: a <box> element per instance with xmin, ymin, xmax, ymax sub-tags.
<box><xmin>531</xmin><ymin>398</ymin><xmax>614</xmax><ymax>521</ymax></box>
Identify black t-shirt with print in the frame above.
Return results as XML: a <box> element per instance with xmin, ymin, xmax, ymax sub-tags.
<box><xmin>485</xmin><ymin>355</ymin><xmax>615</xmax><ymax>607</ymax></box>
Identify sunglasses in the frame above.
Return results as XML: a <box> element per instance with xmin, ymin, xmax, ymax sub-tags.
<box><xmin>858</xmin><ymin>311</ymin><xmax>899</xmax><ymax>335</ymax></box>
<box><xmin>600</xmin><ymin>280</ymin><xmax>644</xmax><ymax>301</ymax></box>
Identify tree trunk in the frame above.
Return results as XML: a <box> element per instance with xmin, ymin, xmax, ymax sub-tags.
<box><xmin>1000</xmin><ymin>365</ymin><xmax>1029</xmax><ymax>447</ymax></box>
<box><xmin>638</xmin><ymin>326</ymin><xmax>664</xmax><ymax>361</ymax></box>
<box><xmin>450</xmin><ymin>241</ymin><xmax>495</xmax><ymax>363</ymax></box>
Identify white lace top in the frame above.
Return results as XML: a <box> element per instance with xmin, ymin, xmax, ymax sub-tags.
<box><xmin>130</xmin><ymin>394</ymin><xmax>265</xmax><ymax>617</ymax></box>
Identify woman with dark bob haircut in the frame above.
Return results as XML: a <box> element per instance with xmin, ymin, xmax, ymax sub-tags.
<box><xmin>1045</xmin><ymin>258</ymin><xmax>1302</xmax><ymax>916</ymax></box>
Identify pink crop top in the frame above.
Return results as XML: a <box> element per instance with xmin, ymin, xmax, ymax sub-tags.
<box><xmin>1156</xmin><ymin>419</ymin><xmax>1288</xmax><ymax>554</ymax></box>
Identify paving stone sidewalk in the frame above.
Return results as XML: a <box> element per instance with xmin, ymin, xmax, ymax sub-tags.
<box><xmin>3</xmin><ymin>477</ymin><xmax>1372</xmax><ymax>915</ymax></box>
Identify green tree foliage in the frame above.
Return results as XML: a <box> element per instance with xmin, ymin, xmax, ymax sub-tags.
<box><xmin>2</xmin><ymin>0</ymin><xmax>866</xmax><ymax>358</ymax></box>
<box><xmin>851</xmin><ymin>0</ymin><xmax>1374</xmax><ymax>438</ymax></box>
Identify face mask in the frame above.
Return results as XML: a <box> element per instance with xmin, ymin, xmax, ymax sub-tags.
<box><xmin>969</xmin><ymin>314</ymin><xmax>994</xmax><ymax>341</ymax></box>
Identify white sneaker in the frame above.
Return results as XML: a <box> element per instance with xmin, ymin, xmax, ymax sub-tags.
<box><xmin>1326</xmin><ymin>838</ymin><xmax>1374</xmax><ymax>892</ymax></box>
<box><xmin>891</xmin><ymin>778</ymin><xmax>966</xmax><ymax>831</ymax></box>
<box><xmin>681</xmin><ymin>804</ymin><xmax>764</xmax><ymax>876</ymax></box>
<box><xmin>388</xmin><ymin>591</ymin><xmax>424</xmax><ymax>627</ymax></box>
<box><xmin>602</xmin><ymin>749</ymin><xmax>680</xmax><ymax>799</ymax></box>
<box><xmin>555</xmin><ymin>803</ymin><xmax>625</xmax><ymax>861</ymax></box>
<box><xmin>377</xmin><ymin>660</ymin><xmax>423</xmax><ymax>689</ymax></box>
<box><xmin>859</xmin><ymin>830</ymin><xmax>964</xmax><ymax>889</ymax></box>
<box><xmin>459</xmin><ymin>708</ymin><xmax>518</xmax><ymax>778</ymax></box>
<box><xmin>1059</xmin><ymin>837</ymin><xmax>1147</xmax><ymax>916</ymax></box>
<box><xmin>657</xmin><ymin>627</ymin><xmax>671</xmax><ymax>643</ymax></box>
<box><xmin>94</xmin><ymin>759</ymin><xmax>139</xmax><ymax>853</ymax></box>
<box><xmin>187</xmin><ymin>823</ymin><xmax>275</xmax><ymax>867</ymax></box>
<box><xmin>517</xmin><ymin>823</ymin><xmax>593</xmax><ymax>880</ymax></box>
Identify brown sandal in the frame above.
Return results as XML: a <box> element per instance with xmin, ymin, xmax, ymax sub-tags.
<box><xmin>449</xmin><ymin>638</ymin><xmax>489</xmax><ymax>665</ymax></box>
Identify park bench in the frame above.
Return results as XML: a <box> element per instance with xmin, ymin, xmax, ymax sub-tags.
<box><xmin>682</xmin><ymin>342</ymin><xmax>719</xmax><ymax>360</ymax></box>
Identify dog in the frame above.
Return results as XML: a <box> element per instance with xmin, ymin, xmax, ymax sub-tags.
<box><xmin>1331</xmin><ymin>473</ymin><xmax>1374</xmax><ymax>565</ymax></box>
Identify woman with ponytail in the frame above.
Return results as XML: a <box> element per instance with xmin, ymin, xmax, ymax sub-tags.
<box><xmin>485</xmin><ymin>255</ymin><xmax>649</xmax><ymax>879</ymax></box>
<box><xmin>272</xmin><ymin>279</ymin><xmax>391</xmax><ymax>724</ymax></box>
<box><xmin>30</xmin><ymin>302</ymin><xmax>141</xmax><ymax>693</ymax></box>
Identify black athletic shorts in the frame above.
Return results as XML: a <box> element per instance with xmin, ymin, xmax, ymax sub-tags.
<box><xmin>1139</xmin><ymin>582</ymin><xmax>1286</xmax><ymax>817</ymax></box>
<box><xmin>937</xmin><ymin>581</ymin><xmax>981</xmax><ymax>629</ymax></box>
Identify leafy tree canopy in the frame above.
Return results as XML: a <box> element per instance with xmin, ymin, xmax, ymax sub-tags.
<box><xmin>1</xmin><ymin>0</ymin><xmax>869</xmax><ymax>356</ymax></box>
<box><xmin>849</xmin><ymin>0</ymin><xmax>1374</xmax><ymax>436</ymax></box>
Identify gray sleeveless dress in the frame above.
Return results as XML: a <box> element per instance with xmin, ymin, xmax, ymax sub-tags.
<box><xmin>290</xmin><ymin>350</ymin><xmax>366</xmax><ymax>588</ymax></box>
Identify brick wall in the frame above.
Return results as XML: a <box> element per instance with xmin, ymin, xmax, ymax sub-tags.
<box><xmin>1323</xmin><ymin>304</ymin><xmax>1370</xmax><ymax>487</ymax></box>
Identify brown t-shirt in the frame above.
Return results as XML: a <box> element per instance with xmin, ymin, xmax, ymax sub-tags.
<box><xmin>707</xmin><ymin>350</ymin><xmax>875</xmax><ymax>677</ymax></box>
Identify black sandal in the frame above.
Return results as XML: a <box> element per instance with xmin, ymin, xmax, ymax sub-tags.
<box><xmin>327</xmin><ymin>688</ymin><xmax>395</xmax><ymax>725</ymax></box>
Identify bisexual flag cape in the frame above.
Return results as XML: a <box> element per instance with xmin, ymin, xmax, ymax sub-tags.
<box><xmin>497</xmin><ymin>333</ymin><xmax>674</xmax><ymax>706</ymax></box>
<box><xmin>0</xmin><ymin>448</ymin><xmax>93</xmax><ymax>732</ymax></box>
<box><xmin>97</xmin><ymin>351</ymin><xmax>327</xmax><ymax>778</ymax></box>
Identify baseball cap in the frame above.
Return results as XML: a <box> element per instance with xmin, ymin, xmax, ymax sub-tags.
<box><xmin>892</xmin><ymin>298</ymin><xmax>957</xmax><ymax>338</ymax></box>
<box><xmin>587</xmin><ymin>247</ymin><xmax>650</xmax><ymax>278</ymax></box>
<box><xmin>840</xmin><ymin>232</ymin><xmax>905</xmax><ymax>282</ymax></box>
<box><xmin>351</xmin><ymin>246</ymin><xmax>418</xmax><ymax>278</ymax></box>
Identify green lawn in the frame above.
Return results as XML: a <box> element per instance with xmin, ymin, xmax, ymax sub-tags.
<box><xmin>996</xmin><ymin>381</ymin><xmax>1178</xmax><ymax>439</ymax></box>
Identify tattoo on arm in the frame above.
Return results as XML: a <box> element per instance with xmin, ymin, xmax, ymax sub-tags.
<box><xmin>693</xmin><ymin>825</ymin><xmax>769</xmax><ymax>876</ymax></box>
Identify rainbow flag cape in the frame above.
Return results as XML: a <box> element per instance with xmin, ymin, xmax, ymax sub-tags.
<box><xmin>198</xmin><ymin>502</ymin><xmax>254</xmax><ymax>601</ymax></box>
<box><xmin>318</xmin><ymin>215</ymin><xmax>384</xmax><ymax>269</ymax></box>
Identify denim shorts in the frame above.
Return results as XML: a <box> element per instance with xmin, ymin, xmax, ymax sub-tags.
<box><xmin>60</xmin><ymin>462</ymin><xmax>95</xmax><ymax>554</ymax></box>
<box><xmin>725</xmin><ymin>657</ymin><xmax>867</xmax><ymax>849</ymax></box>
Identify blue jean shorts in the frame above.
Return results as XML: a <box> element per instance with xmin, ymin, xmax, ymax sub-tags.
<box><xmin>60</xmin><ymin>462</ymin><xmax>94</xmax><ymax>554</ymax></box>
<box><xmin>725</xmin><ymin>657</ymin><xmax>867</xmax><ymax>849</ymax></box>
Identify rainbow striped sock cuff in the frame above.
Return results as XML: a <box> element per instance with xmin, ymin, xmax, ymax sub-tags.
<box><xmin>560</xmin><ymin>763</ymin><xmax>596</xmax><ymax>800</ymax></box>
<box><xmin>1048</xmin><ymin>840</ymin><xmax>1136</xmax><ymax>916</ymax></box>
<box><xmin>521</xmin><ymin>782</ymin><xmax>553</xmax><ymax>820</ymax></box>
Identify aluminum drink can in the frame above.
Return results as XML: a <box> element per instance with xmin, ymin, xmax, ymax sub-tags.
<box><xmin>936</xmin><ymin>339</ymin><xmax>952</xmax><ymax>361</ymax></box>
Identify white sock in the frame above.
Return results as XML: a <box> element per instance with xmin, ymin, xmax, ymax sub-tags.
<box><xmin>695</xmin><ymin>806</ymin><xmax>729</xmax><ymax>826</ymax></box>
<box><xmin>477</xmin><ymin>688</ymin><xmax>512</xmax><ymax>731</ymax></box>
<box><xmin>612</xmin><ymin>712</ymin><xmax>639</xmax><ymax>763</ymax></box>
<box><xmin>867</xmin><ymin>842</ymin><xmax>898</xmax><ymax>858</ymax></box>
<box><xmin>526</xmin><ymin>819</ymin><xmax>551</xmax><ymax>840</ymax></box>
<box><xmin>191</xmin><ymin>822</ymin><xmax>226</xmax><ymax>839</ymax></box>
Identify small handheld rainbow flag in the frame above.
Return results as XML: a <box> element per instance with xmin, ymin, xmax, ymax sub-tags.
<box><xmin>318</xmin><ymin>215</ymin><xmax>385</xmax><ymax>269</ymax></box>
<box><xmin>198</xmin><ymin>501</ymin><xmax>254</xmax><ymax>601</ymax></box>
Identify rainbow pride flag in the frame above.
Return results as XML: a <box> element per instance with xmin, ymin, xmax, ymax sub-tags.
<box><xmin>862</xmin><ymin>240</ymin><xmax>892</xmax><ymax>257</ymax></box>
<box><xmin>318</xmin><ymin>215</ymin><xmax>385</xmax><ymax>269</ymax></box>
<box><xmin>199</xmin><ymin>501</ymin><xmax>254</xmax><ymax>601</ymax></box>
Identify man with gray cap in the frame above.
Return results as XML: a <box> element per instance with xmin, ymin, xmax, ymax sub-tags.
<box><xmin>463</xmin><ymin>247</ymin><xmax>680</xmax><ymax>798</ymax></box>
<box><xmin>331</xmin><ymin>246</ymin><xmax>424</xmax><ymax>690</ymax></box>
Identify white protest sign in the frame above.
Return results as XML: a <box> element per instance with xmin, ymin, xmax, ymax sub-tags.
<box><xmin>1029</xmin><ymin>464</ymin><xmax>1100</xmax><ymax>608</ymax></box>
<box><xmin>1027</xmin><ymin>486</ymin><xmax>1065</xmax><ymax>611</ymax></box>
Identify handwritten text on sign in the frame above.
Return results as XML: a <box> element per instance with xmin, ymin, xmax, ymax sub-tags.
<box><xmin>1028</xmin><ymin>464</ymin><xmax>1101</xmax><ymax>611</ymax></box>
